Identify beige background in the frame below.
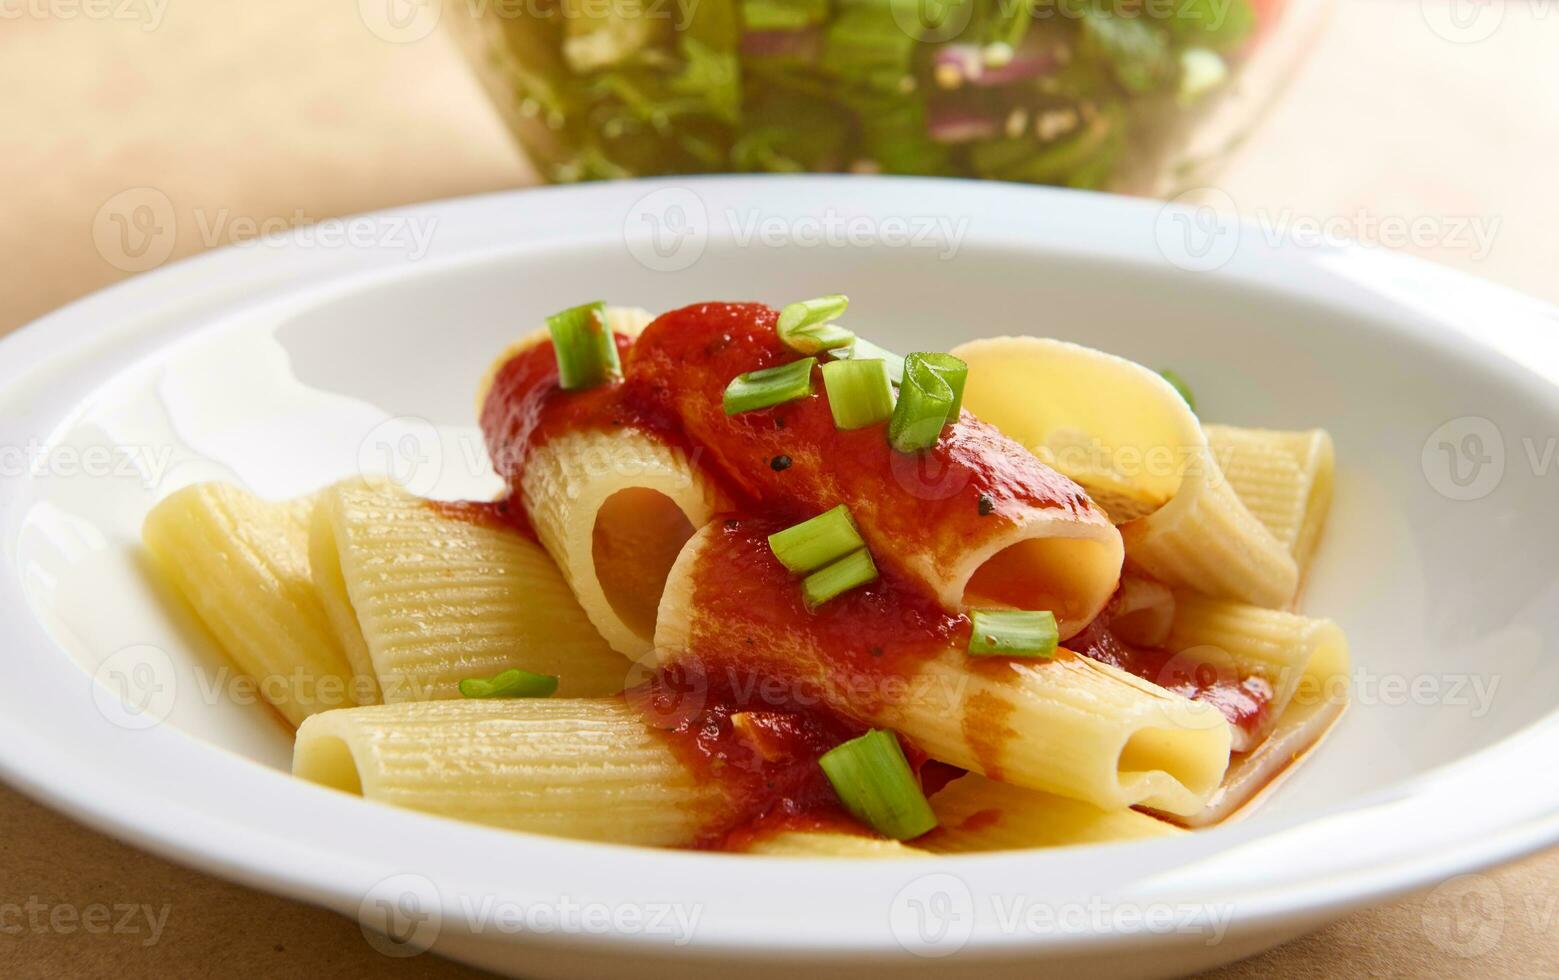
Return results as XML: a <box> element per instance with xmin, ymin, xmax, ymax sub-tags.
<box><xmin>0</xmin><ymin>0</ymin><xmax>1555</xmax><ymax>976</ymax></box>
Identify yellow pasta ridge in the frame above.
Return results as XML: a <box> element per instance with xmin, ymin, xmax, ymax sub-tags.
<box><xmin>1122</xmin><ymin>450</ymin><xmax>1300</xmax><ymax>609</ymax></box>
<box><xmin>293</xmin><ymin>699</ymin><xmax>730</xmax><ymax>846</ymax></box>
<box><xmin>322</xmin><ymin>480</ymin><xmax>628</xmax><ymax>701</ymax></box>
<box><xmin>521</xmin><ymin>428</ymin><xmax>724</xmax><ymax>660</ymax></box>
<box><xmin>921</xmin><ymin>774</ymin><xmax>1184</xmax><ymax>853</ymax></box>
<box><xmin>1205</xmin><ymin>424</ymin><xmax>1335</xmax><ymax>579</ymax></box>
<box><xmin>1166</xmin><ymin>590</ymin><xmax>1350</xmax><ymax>729</ymax></box>
<box><xmin>142</xmin><ymin>482</ymin><xmax>365</xmax><ymax>727</ymax></box>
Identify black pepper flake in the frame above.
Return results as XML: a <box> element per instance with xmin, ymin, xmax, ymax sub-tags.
<box><xmin>774</xmin><ymin>417</ymin><xmax>786</xmax><ymax>430</ymax></box>
<box><xmin>770</xmin><ymin>454</ymin><xmax>792</xmax><ymax>471</ymax></box>
<box><xmin>978</xmin><ymin>493</ymin><xmax>995</xmax><ymax>516</ymax></box>
<box><xmin>724</xmin><ymin>518</ymin><xmax>741</xmax><ymax>530</ymax></box>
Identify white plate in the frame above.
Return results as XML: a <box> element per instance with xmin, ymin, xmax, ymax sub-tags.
<box><xmin>1</xmin><ymin>177</ymin><xmax>1556</xmax><ymax>979</ymax></box>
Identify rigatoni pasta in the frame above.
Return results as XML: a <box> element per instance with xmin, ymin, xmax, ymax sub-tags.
<box><xmin>953</xmin><ymin>337</ymin><xmax>1299</xmax><ymax>609</ymax></box>
<box><xmin>921</xmin><ymin>774</ymin><xmax>1184</xmax><ymax>853</ymax></box>
<box><xmin>316</xmin><ymin>479</ymin><xmax>627</xmax><ymax>700</ymax></box>
<box><xmin>147</xmin><ymin>294</ymin><xmax>1348</xmax><ymax>857</ymax></box>
<box><xmin>1205</xmin><ymin>425</ymin><xmax>1335</xmax><ymax>580</ymax></box>
<box><xmin>294</xmin><ymin>698</ymin><xmax>729</xmax><ymax>845</ymax></box>
<box><xmin>143</xmin><ymin>483</ymin><xmax>367</xmax><ymax>726</ymax></box>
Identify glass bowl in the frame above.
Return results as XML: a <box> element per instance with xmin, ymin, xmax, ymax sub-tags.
<box><xmin>446</xmin><ymin>0</ymin><xmax>1329</xmax><ymax>195</ymax></box>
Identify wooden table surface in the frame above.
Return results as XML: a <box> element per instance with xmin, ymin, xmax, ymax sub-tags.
<box><xmin>1</xmin><ymin>1</ymin><xmax>1555</xmax><ymax>976</ymax></box>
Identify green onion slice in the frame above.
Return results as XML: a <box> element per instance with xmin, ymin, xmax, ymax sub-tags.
<box><xmin>458</xmin><ymin>668</ymin><xmax>560</xmax><ymax>699</ymax></box>
<box><xmin>723</xmin><ymin>357</ymin><xmax>817</xmax><ymax>415</ymax></box>
<box><xmin>887</xmin><ymin>352</ymin><xmax>968</xmax><ymax>453</ymax></box>
<box><xmin>802</xmin><ymin>547</ymin><xmax>878</xmax><ymax>608</ymax></box>
<box><xmin>818</xmin><ymin>729</ymin><xmax>938</xmax><ymax>840</ymax></box>
<box><xmin>967</xmin><ymin>609</ymin><xmax>1059</xmax><ymax>658</ymax></box>
<box><xmin>827</xmin><ymin>337</ymin><xmax>906</xmax><ymax>385</ymax></box>
<box><xmin>1158</xmin><ymin>369</ymin><xmax>1197</xmax><ymax>414</ymax></box>
<box><xmin>767</xmin><ymin>504</ymin><xmax>864</xmax><ymax>574</ymax></box>
<box><xmin>821</xmin><ymin>358</ymin><xmax>896</xmax><ymax>431</ymax></box>
<box><xmin>777</xmin><ymin>295</ymin><xmax>855</xmax><ymax>354</ymax></box>
<box><xmin>546</xmin><ymin>301</ymin><xmax>620</xmax><ymax>391</ymax></box>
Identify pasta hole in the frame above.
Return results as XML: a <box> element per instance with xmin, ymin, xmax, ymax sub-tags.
<box><xmin>593</xmin><ymin>488</ymin><xmax>696</xmax><ymax>644</ymax></box>
<box><xmin>1116</xmin><ymin>724</ymin><xmax>1226</xmax><ymax>801</ymax></box>
<box><xmin>293</xmin><ymin>735</ymin><xmax>363</xmax><ymax>796</ymax></box>
<box><xmin>963</xmin><ymin>536</ymin><xmax>1120</xmax><ymax>636</ymax></box>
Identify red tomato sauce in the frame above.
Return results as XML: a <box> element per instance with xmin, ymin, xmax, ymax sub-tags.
<box><xmin>420</xmin><ymin>497</ymin><xmax>537</xmax><ymax>542</ymax></box>
<box><xmin>623</xmin><ymin>661</ymin><xmax>957</xmax><ymax>850</ymax></box>
<box><xmin>1070</xmin><ymin>616</ymin><xmax>1272</xmax><ymax>739</ymax></box>
<box><xmin>628</xmin><ymin>303</ymin><xmax>1098</xmax><ymax>590</ymax></box>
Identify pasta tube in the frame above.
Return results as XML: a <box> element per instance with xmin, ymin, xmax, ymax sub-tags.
<box><xmin>310</xmin><ymin>498</ymin><xmax>381</xmax><ymax>705</ymax></box>
<box><xmin>656</xmin><ymin>522</ymin><xmax>1231</xmax><ymax>816</ymax></box>
<box><xmin>1205</xmin><ymin>424</ymin><xmax>1335</xmax><ymax>579</ymax></box>
<box><xmin>630</xmin><ymin>304</ymin><xmax>1124</xmax><ymax>637</ymax></box>
<box><xmin>920</xmin><ymin>774</ymin><xmax>1184</xmax><ymax>853</ymax></box>
<box><xmin>480</xmin><ymin>306</ymin><xmax>727</xmax><ymax>658</ymax></box>
<box><xmin>142</xmin><ymin>482</ymin><xmax>367</xmax><ymax>727</ymax></box>
<box><xmin>521</xmin><ymin>429</ymin><xmax>723</xmax><ymax>659</ymax></box>
<box><xmin>1162</xmin><ymin>593</ymin><xmax>1350</xmax><ymax>825</ymax></box>
<box><xmin>741</xmin><ymin>831</ymin><xmax>927</xmax><ymax>858</ymax></box>
<box><xmin>953</xmin><ymin>337</ymin><xmax>1299</xmax><ymax>609</ymax></box>
<box><xmin>316</xmin><ymin>480</ymin><xmax>627</xmax><ymax>701</ymax></box>
<box><xmin>294</xmin><ymin>699</ymin><xmax>731</xmax><ymax>845</ymax></box>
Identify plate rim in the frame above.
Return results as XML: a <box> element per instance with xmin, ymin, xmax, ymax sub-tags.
<box><xmin>2</xmin><ymin>175</ymin><xmax>1557</xmax><ymax>960</ymax></box>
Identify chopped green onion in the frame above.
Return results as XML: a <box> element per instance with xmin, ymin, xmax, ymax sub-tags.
<box><xmin>887</xmin><ymin>352</ymin><xmax>968</xmax><ymax>452</ymax></box>
<box><xmin>802</xmin><ymin>547</ymin><xmax>878</xmax><ymax>607</ymax></box>
<box><xmin>1158</xmin><ymin>369</ymin><xmax>1197</xmax><ymax>414</ymax></box>
<box><xmin>915</xmin><ymin>352</ymin><xmax>968</xmax><ymax>418</ymax></box>
<box><xmin>459</xmin><ymin>668</ymin><xmax>560</xmax><ymax>699</ymax></box>
<box><xmin>818</xmin><ymin>729</ymin><xmax>938</xmax><ymax>840</ymax></box>
<box><xmin>967</xmin><ymin>610</ymin><xmax>1059</xmax><ymax>658</ymax></box>
<box><xmin>547</xmin><ymin>301</ymin><xmax>620</xmax><ymax>391</ymax></box>
<box><xmin>821</xmin><ymin>359</ymin><xmax>896</xmax><ymax>430</ymax></box>
<box><xmin>767</xmin><ymin>504</ymin><xmax>864</xmax><ymax>574</ymax></box>
<box><xmin>827</xmin><ymin>337</ymin><xmax>906</xmax><ymax>385</ymax></box>
<box><xmin>777</xmin><ymin>295</ymin><xmax>855</xmax><ymax>354</ymax></box>
<box><xmin>723</xmin><ymin>357</ymin><xmax>817</xmax><ymax>415</ymax></box>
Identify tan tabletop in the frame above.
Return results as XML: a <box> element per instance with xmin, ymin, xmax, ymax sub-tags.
<box><xmin>1</xmin><ymin>1</ymin><xmax>1555</xmax><ymax>976</ymax></box>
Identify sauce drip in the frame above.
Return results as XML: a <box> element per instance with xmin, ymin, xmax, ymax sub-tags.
<box><xmin>624</xmin><ymin>663</ymin><xmax>956</xmax><ymax>850</ymax></box>
<box><xmin>1071</xmin><ymin>616</ymin><xmax>1273</xmax><ymax>738</ymax></box>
